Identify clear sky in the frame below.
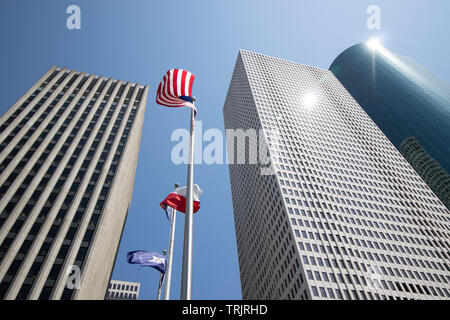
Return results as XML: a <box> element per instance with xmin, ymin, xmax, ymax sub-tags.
<box><xmin>0</xmin><ymin>0</ymin><xmax>449</xmax><ymax>300</ymax></box>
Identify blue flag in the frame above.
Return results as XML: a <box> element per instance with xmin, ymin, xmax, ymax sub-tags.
<box><xmin>126</xmin><ymin>250</ymin><xmax>166</xmax><ymax>273</ymax></box>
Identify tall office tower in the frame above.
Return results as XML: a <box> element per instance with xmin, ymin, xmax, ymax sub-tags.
<box><xmin>0</xmin><ymin>66</ymin><xmax>148</xmax><ymax>300</ymax></box>
<box><xmin>400</xmin><ymin>137</ymin><xmax>450</xmax><ymax>210</ymax></box>
<box><xmin>329</xmin><ymin>42</ymin><xmax>450</xmax><ymax>208</ymax></box>
<box><xmin>223</xmin><ymin>50</ymin><xmax>450</xmax><ymax>300</ymax></box>
<box><xmin>105</xmin><ymin>280</ymin><xmax>140</xmax><ymax>300</ymax></box>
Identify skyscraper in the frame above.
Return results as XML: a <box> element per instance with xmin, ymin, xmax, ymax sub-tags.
<box><xmin>105</xmin><ymin>280</ymin><xmax>140</xmax><ymax>300</ymax></box>
<box><xmin>0</xmin><ymin>66</ymin><xmax>148</xmax><ymax>300</ymax></box>
<box><xmin>400</xmin><ymin>137</ymin><xmax>450</xmax><ymax>210</ymax></box>
<box><xmin>329</xmin><ymin>42</ymin><xmax>450</xmax><ymax>208</ymax></box>
<box><xmin>223</xmin><ymin>50</ymin><xmax>450</xmax><ymax>300</ymax></box>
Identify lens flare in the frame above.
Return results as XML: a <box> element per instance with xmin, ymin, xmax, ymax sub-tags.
<box><xmin>367</xmin><ymin>38</ymin><xmax>381</xmax><ymax>50</ymax></box>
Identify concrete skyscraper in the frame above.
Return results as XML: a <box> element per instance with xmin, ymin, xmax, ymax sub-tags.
<box><xmin>0</xmin><ymin>66</ymin><xmax>148</xmax><ymax>299</ymax></box>
<box><xmin>329</xmin><ymin>42</ymin><xmax>450</xmax><ymax>209</ymax></box>
<box><xmin>223</xmin><ymin>50</ymin><xmax>450</xmax><ymax>300</ymax></box>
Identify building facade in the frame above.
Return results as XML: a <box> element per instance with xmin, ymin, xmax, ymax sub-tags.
<box><xmin>329</xmin><ymin>42</ymin><xmax>450</xmax><ymax>208</ymax></box>
<box><xmin>400</xmin><ymin>137</ymin><xmax>450</xmax><ymax>210</ymax></box>
<box><xmin>0</xmin><ymin>66</ymin><xmax>148</xmax><ymax>300</ymax></box>
<box><xmin>105</xmin><ymin>280</ymin><xmax>140</xmax><ymax>300</ymax></box>
<box><xmin>223</xmin><ymin>50</ymin><xmax>450</xmax><ymax>300</ymax></box>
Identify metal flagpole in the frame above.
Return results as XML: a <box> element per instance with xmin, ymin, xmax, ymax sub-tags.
<box><xmin>180</xmin><ymin>101</ymin><xmax>195</xmax><ymax>300</ymax></box>
<box><xmin>163</xmin><ymin>183</ymin><xmax>179</xmax><ymax>300</ymax></box>
<box><xmin>157</xmin><ymin>250</ymin><xmax>167</xmax><ymax>300</ymax></box>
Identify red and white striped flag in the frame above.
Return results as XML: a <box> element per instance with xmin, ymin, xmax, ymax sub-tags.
<box><xmin>156</xmin><ymin>69</ymin><xmax>196</xmax><ymax>115</ymax></box>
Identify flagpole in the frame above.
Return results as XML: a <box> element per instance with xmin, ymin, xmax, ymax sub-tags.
<box><xmin>157</xmin><ymin>250</ymin><xmax>167</xmax><ymax>300</ymax></box>
<box><xmin>180</xmin><ymin>102</ymin><xmax>195</xmax><ymax>300</ymax></box>
<box><xmin>163</xmin><ymin>183</ymin><xmax>178</xmax><ymax>300</ymax></box>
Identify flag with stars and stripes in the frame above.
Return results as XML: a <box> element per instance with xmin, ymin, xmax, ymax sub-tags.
<box><xmin>156</xmin><ymin>69</ymin><xmax>196</xmax><ymax>115</ymax></box>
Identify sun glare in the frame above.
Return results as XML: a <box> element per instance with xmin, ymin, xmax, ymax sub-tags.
<box><xmin>367</xmin><ymin>38</ymin><xmax>381</xmax><ymax>50</ymax></box>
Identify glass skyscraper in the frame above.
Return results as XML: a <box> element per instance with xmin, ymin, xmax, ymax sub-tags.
<box><xmin>0</xmin><ymin>66</ymin><xmax>148</xmax><ymax>299</ymax></box>
<box><xmin>223</xmin><ymin>50</ymin><xmax>450</xmax><ymax>300</ymax></box>
<box><xmin>329</xmin><ymin>42</ymin><xmax>450</xmax><ymax>208</ymax></box>
<box><xmin>400</xmin><ymin>137</ymin><xmax>450</xmax><ymax>210</ymax></box>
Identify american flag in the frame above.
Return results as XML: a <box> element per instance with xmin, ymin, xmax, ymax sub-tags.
<box><xmin>156</xmin><ymin>69</ymin><xmax>196</xmax><ymax>114</ymax></box>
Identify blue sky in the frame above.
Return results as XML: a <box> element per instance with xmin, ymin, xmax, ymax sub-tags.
<box><xmin>1</xmin><ymin>0</ymin><xmax>449</xmax><ymax>300</ymax></box>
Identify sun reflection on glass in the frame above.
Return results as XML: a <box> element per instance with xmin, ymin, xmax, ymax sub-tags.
<box><xmin>367</xmin><ymin>38</ymin><xmax>381</xmax><ymax>50</ymax></box>
<box><xmin>303</xmin><ymin>92</ymin><xmax>318</xmax><ymax>108</ymax></box>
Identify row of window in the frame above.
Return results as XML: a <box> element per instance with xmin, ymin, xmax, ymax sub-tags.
<box><xmin>109</xmin><ymin>283</ymin><xmax>139</xmax><ymax>292</ymax></box>
<box><xmin>106</xmin><ymin>291</ymin><xmax>138</xmax><ymax>300</ymax></box>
